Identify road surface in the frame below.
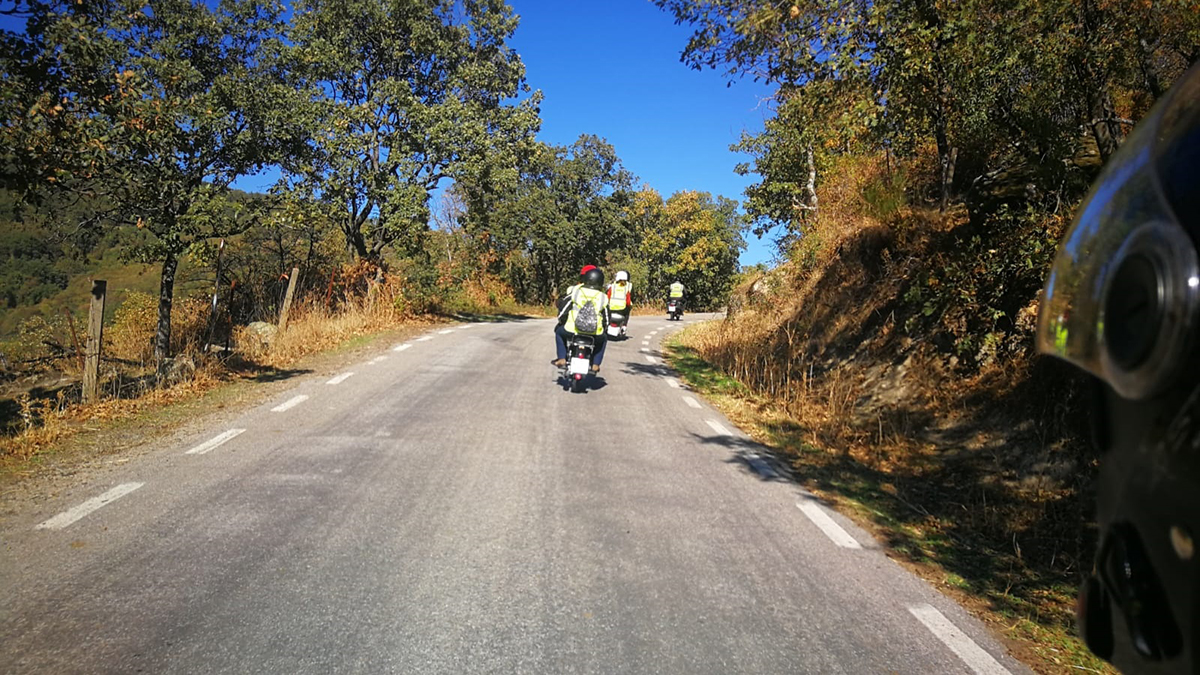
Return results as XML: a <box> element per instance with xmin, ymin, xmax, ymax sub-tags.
<box><xmin>0</xmin><ymin>314</ymin><xmax>1029</xmax><ymax>674</ymax></box>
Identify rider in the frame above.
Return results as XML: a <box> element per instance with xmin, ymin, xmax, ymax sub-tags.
<box><xmin>667</xmin><ymin>280</ymin><xmax>687</xmax><ymax>314</ymax></box>
<box><xmin>1036</xmin><ymin>64</ymin><xmax>1200</xmax><ymax>673</ymax></box>
<box><xmin>553</xmin><ymin>266</ymin><xmax>610</xmax><ymax>373</ymax></box>
<box><xmin>607</xmin><ymin>271</ymin><xmax>633</xmax><ymax>329</ymax></box>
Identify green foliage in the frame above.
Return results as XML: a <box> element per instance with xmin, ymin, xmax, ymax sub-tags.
<box><xmin>860</xmin><ymin>168</ymin><xmax>907</xmax><ymax>222</ymax></box>
<box><xmin>3</xmin><ymin>0</ymin><xmax>296</xmax><ymax>361</ymax></box>
<box><xmin>899</xmin><ymin>205</ymin><xmax>1065</xmax><ymax>367</ymax></box>
<box><xmin>0</xmin><ymin>226</ymin><xmax>68</xmax><ymax>308</ymax></box>
<box><xmin>634</xmin><ymin>188</ymin><xmax>746</xmax><ymax>309</ymax></box>
<box><xmin>283</xmin><ymin>0</ymin><xmax>541</xmax><ymax>261</ymax></box>
<box><xmin>659</xmin><ymin>0</ymin><xmax>1200</xmax><ymax>243</ymax></box>
<box><xmin>456</xmin><ymin>135</ymin><xmax>635</xmax><ymax>303</ymax></box>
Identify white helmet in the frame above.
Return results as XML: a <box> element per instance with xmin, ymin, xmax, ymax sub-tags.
<box><xmin>615</xmin><ymin>271</ymin><xmax>629</xmax><ymax>282</ymax></box>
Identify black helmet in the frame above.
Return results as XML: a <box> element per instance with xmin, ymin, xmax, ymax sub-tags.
<box><xmin>582</xmin><ymin>267</ymin><xmax>604</xmax><ymax>290</ymax></box>
<box><xmin>1037</xmin><ymin>64</ymin><xmax>1200</xmax><ymax>673</ymax></box>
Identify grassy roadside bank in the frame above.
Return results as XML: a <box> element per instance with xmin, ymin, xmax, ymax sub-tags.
<box><xmin>663</xmin><ymin>324</ymin><xmax>1110</xmax><ymax>675</ymax></box>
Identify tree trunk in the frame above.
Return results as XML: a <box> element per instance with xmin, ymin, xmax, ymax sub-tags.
<box><xmin>935</xmin><ymin>113</ymin><xmax>957</xmax><ymax>212</ymax></box>
<box><xmin>1089</xmin><ymin>92</ymin><xmax>1123</xmax><ymax>163</ymax></box>
<box><xmin>154</xmin><ymin>251</ymin><xmax>178</xmax><ymax>373</ymax></box>
<box><xmin>343</xmin><ymin>219</ymin><xmax>369</xmax><ymax>259</ymax></box>
<box><xmin>1079</xmin><ymin>0</ymin><xmax>1122</xmax><ymax>163</ymax></box>
<box><xmin>804</xmin><ymin>144</ymin><xmax>818</xmax><ymax>222</ymax></box>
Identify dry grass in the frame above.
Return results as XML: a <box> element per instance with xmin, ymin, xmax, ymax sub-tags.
<box><xmin>0</xmin><ymin>368</ymin><xmax>224</xmax><ymax>461</ymax></box>
<box><xmin>237</xmin><ymin>286</ymin><xmax>414</xmax><ymax>368</ymax></box>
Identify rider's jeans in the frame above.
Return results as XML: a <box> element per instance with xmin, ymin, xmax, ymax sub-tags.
<box><xmin>555</xmin><ymin>324</ymin><xmax>607</xmax><ymax>365</ymax></box>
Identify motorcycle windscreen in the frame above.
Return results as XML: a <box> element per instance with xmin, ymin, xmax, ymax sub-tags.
<box><xmin>1036</xmin><ymin>66</ymin><xmax>1200</xmax><ymax>400</ymax></box>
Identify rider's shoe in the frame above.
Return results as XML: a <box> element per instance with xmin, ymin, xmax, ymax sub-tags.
<box><xmin>590</xmin><ymin>364</ymin><xmax>601</xmax><ymax>374</ymax></box>
<box><xmin>551</xmin><ymin>358</ymin><xmax>567</xmax><ymax>367</ymax></box>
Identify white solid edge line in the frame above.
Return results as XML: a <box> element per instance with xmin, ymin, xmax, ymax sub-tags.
<box><xmin>186</xmin><ymin>428</ymin><xmax>246</xmax><ymax>455</ymax></box>
<box><xmin>665</xmin><ymin>377</ymin><xmax>680</xmax><ymax>388</ymax></box>
<box><xmin>369</xmin><ymin>356</ymin><xmax>387</xmax><ymax>364</ymax></box>
<box><xmin>644</xmin><ymin>355</ymin><xmax>658</xmax><ymax>365</ymax></box>
<box><xmin>705</xmin><ymin>419</ymin><xmax>731</xmax><ymax>436</ymax></box>
<box><xmin>271</xmin><ymin>394</ymin><xmax>309</xmax><ymax>412</ymax></box>
<box><xmin>326</xmin><ymin>372</ymin><xmax>355</xmax><ymax>385</ymax></box>
<box><xmin>908</xmin><ymin>604</ymin><xmax>1013</xmax><ymax>675</ymax></box>
<box><xmin>796</xmin><ymin>501</ymin><xmax>862</xmax><ymax>550</ymax></box>
<box><xmin>415</xmin><ymin>336</ymin><xmax>434</xmax><ymax>342</ymax></box>
<box><xmin>393</xmin><ymin>343</ymin><xmax>412</xmax><ymax>352</ymax></box>
<box><xmin>37</xmin><ymin>483</ymin><xmax>144</xmax><ymax>530</ymax></box>
<box><xmin>683</xmin><ymin>396</ymin><xmax>702</xmax><ymax>409</ymax></box>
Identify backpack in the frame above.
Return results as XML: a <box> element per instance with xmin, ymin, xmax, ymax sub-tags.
<box><xmin>572</xmin><ymin>289</ymin><xmax>600</xmax><ymax>335</ymax></box>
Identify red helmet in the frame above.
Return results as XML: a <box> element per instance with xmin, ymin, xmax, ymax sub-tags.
<box><xmin>580</xmin><ymin>264</ymin><xmax>597</xmax><ymax>276</ymax></box>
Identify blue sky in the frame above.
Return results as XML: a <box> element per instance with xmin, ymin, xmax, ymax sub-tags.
<box><xmin>509</xmin><ymin>0</ymin><xmax>779</xmax><ymax>266</ymax></box>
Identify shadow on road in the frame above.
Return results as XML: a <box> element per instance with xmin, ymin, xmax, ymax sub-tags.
<box><xmin>448</xmin><ymin>312</ymin><xmax>543</xmax><ymax>323</ymax></box>
<box><xmin>688</xmin><ymin>431</ymin><xmax>793</xmax><ymax>483</ymax></box>
<box><xmin>620</xmin><ymin>362</ymin><xmax>669</xmax><ymax>378</ymax></box>
<box><xmin>553</xmin><ymin>373</ymin><xmax>608</xmax><ymax>393</ymax></box>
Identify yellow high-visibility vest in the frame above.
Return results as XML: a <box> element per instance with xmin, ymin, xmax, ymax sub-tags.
<box><xmin>609</xmin><ymin>282</ymin><xmax>630</xmax><ymax>310</ymax></box>
<box><xmin>669</xmin><ymin>282</ymin><xmax>685</xmax><ymax>298</ymax></box>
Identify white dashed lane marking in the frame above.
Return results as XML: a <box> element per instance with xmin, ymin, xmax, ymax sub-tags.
<box><xmin>640</xmin><ymin>347</ymin><xmax>649</xmax><ymax>353</ymax></box>
<box><xmin>664</xmin><ymin>377</ymin><xmax>681</xmax><ymax>388</ymax></box>
<box><xmin>37</xmin><ymin>483</ymin><xmax>144</xmax><ymax>530</ymax></box>
<box><xmin>326</xmin><ymin>372</ymin><xmax>355</xmax><ymax>385</ymax></box>
<box><xmin>185</xmin><ymin>428</ymin><xmax>245</xmax><ymax>455</ymax></box>
<box><xmin>908</xmin><ymin>604</ymin><xmax>1013</xmax><ymax>675</ymax></box>
<box><xmin>369</xmin><ymin>356</ymin><xmax>387</xmax><ymax>364</ymax></box>
<box><xmin>683</xmin><ymin>396</ymin><xmax>702</xmax><ymax>409</ymax></box>
<box><xmin>644</xmin><ymin>355</ymin><xmax>658</xmax><ymax>365</ymax></box>
<box><xmin>797</xmin><ymin>501</ymin><xmax>862</xmax><ymax>549</ymax></box>
<box><xmin>415</xmin><ymin>336</ymin><xmax>434</xmax><ymax>342</ymax></box>
<box><xmin>272</xmin><ymin>395</ymin><xmax>309</xmax><ymax>412</ymax></box>
<box><xmin>438</xmin><ymin>329</ymin><xmax>455</xmax><ymax>334</ymax></box>
<box><xmin>705</xmin><ymin>419</ymin><xmax>731</xmax><ymax>436</ymax></box>
<box><xmin>393</xmin><ymin>343</ymin><xmax>411</xmax><ymax>352</ymax></box>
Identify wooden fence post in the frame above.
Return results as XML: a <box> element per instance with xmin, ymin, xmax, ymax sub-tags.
<box><xmin>205</xmin><ymin>238</ymin><xmax>225</xmax><ymax>351</ymax></box>
<box><xmin>83</xmin><ymin>280</ymin><xmax>106</xmax><ymax>404</ymax></box>
<box><xmin>278</xmin><ymin>267</ymin><xmax>300</xmax><ymax>332</ymax></box>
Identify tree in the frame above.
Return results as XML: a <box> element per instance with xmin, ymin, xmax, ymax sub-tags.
<box><xmin>734</xmin><ymin>78</ymin><xmax>875</xmax><ymax>237</ymax></box>
<box><xmin>457</xmin><ymin>135</ymin><xmax>635</xmax><ymax>302</ymax></box>
<box><xmin>2</xmin><ymin>0</ymin><xmax>296</xmax><ymax>367</ymax></box>
<box><xmin>284</xmin><ymin>0</ymin><xmax>541</xmax><ymax>262</ymax></box>
<box><xmin>634</xmin><ymin>189</ymin><xmax>745</xmax><ymax>309</ymax></box>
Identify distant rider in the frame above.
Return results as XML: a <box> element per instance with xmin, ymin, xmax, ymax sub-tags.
<box><xmin>552</xmin><ymin>266</ymin><xmax>610</xmax><ymax>373</ymax></box>
<box><xmin>667</xmin><ymin>280</ymin><xmax>687</xmax><ymax>314</ymax></box>
<box><xmin>607</xmin><ymin>270</ymin><xmax>633</xmax><ymax>328</ymax></box>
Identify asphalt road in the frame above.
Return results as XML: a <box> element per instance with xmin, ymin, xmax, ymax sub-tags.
<box><xmin>0</xmin><ymin>314</ymin><xmax>1030</xmax><ymax>674</ymax></box>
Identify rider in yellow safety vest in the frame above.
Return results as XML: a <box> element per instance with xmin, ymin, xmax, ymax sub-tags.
<box><xmin>667</xmin><ymin>280</ymin><xmax>686</xmax><ymax>313</ymax></box>
<box><xmin>606</xmin><ymin>271</ymin><xmax>633</xmax><ymax>329</ymax></box>
<box><xmin>552</xmin><ymin>266</ymin><xmax>610</xmax><ymax>372</ymax></box>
